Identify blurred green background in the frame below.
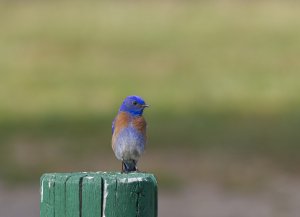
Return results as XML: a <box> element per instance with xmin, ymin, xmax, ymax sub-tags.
<box><xmin>0</xmin><ymin>0</ymin><xmax>300</xmax><ymax>190</ymax></box>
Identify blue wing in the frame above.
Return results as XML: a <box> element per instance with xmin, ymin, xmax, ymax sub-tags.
<box><xmin>112</xmin><ymin>118</ymin><xmax>116</xmax><ymax>134</ymax></box>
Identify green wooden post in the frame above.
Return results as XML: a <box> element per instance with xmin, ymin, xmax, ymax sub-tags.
<box><xmin>40</xmin><ymin>172</ymin><xmax>157</xmax><ymax>217</ymax></box>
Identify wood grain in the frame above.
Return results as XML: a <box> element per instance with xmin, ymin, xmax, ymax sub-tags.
<box><xmin>40</xmin><ymin>172</ymin><xmax>157</xmax><ymax>217</ymax></box>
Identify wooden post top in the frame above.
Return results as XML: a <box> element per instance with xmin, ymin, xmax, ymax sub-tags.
<box><xmin>40</xmin><ymin>172</ymin><xmax>157</xmax><ymax>217</ymax></box>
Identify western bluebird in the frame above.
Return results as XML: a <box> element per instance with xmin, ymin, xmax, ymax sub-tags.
<box><xmin>112</xmin><ymin>95</ymin><xmax>149</xmax><ymax>172</ymax></box>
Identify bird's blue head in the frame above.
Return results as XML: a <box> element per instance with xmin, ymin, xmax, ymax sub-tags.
<box><xmin>119</xmin><ymin>95</ymin><xmax>149</xmax><ymax>116</ymax></box>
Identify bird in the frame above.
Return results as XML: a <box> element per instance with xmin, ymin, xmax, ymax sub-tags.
<box><xmin>112</xmin><ymin>95</ymin><xmax>149</xmax><ymax>172</ymax></box>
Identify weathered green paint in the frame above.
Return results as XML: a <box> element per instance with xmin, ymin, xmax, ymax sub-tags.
<box><xmin>55</xmin><ymin>173</ymin><xmax>71</xmax><ymax>217</ymax></box>
<box><xmin>82</xmin><ymin>174</ymin><xmax>102</xmax><ymax>217</ymax></box>
<box><xmin>66</xmin><ymin>173</ymin><xmax>86</xmax><ymax>217</ymax></box>
<box><xmin>40</xmin><ymin>172</ymin><xmax>157</xmax><ymax>217</ymax></box>
<box><xmin>40</xmin><ymin>173</ymin><xmax>56</xmax><ymax>217</ymax></box>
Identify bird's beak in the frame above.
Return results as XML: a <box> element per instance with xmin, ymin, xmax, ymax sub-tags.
<box><xmin>142</xmin><ymin>104</ymin><xmax>150</xmax><ymax>108</ymax></box>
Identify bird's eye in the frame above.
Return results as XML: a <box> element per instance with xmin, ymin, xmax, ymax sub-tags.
<box><xmin>132</xmin><ymin>101</ymin><xmax>137</xmax><ymax>105</ymax></box>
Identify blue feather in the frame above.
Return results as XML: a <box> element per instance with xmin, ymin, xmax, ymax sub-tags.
<box><xmin>111</xmin><ymin>117</ymin><xmax>115</xmax><ymax>134</ymax></box>
<box><xmin>111</xmin><ymin>95</ymin><xmax>149</xmax><ymax>172</ymax></box>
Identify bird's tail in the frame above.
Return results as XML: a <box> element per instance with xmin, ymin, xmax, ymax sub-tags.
<box><xmin>122</xmin><ymin>160</ymin><xmax>137</xmax><ymax>172</ymax></box>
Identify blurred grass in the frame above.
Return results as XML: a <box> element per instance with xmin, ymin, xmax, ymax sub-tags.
<box><xmin>0</xmin><ymin>0</ymin><xmax>300</xmax><ymax>183</ymax></box>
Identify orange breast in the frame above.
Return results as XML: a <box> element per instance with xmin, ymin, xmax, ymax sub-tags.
<box><xmin>112</xmin><ymin>112</ymin><xmax>147</xmax><ymax>151</ymax></box>
<box><xmin>113</xmin><ymin>112</ymin><xmax>130</xmax><ymax>136</ymax></box>
<box><xmin>132</xmin><ymin>116</ymin><xmax>147</xmax><ymax>139</ymax></box>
